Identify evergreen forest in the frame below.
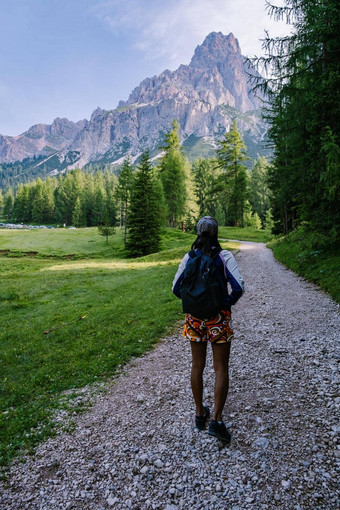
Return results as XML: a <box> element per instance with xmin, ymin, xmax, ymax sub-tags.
<box><xmin>1</xmin><ymin>0</ymin><xmax>339</xmax><ymax>255</ymax></box>
<box><xmin>251</xmin><ymin>0</ymin><xmax>339</xmax><ymax>248</ymax></box>
<box><xmin>0</xmin><ymin>120</ymin><xmax>270</xmax><ymax>254</ymax></box>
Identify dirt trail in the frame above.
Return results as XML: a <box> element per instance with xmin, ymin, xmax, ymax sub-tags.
<box><xmin>1</xmin><ymin>242</ymin><xmax>339</xmax><ymax>510</ymax></box>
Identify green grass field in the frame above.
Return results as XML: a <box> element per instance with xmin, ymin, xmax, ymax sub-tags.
<box><xmin>218</xmin><ymin>226</ymin><xmax>273</xmax><ymax>243</ymax></box>
<box><xmin>0</xmin><ymin>226</ymin><xmax>243</xmax><ymax>467</ymax></box>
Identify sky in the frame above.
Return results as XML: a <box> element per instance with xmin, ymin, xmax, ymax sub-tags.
<box><xmin>0</xmin><ymin>0</ymin><xmax>289</xmax><ymax>136</ymax></box>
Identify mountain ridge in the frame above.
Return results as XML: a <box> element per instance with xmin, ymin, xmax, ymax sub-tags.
<box><xmin>0</xmin><ymin>32</ymin><xmax>268</xmax><ymax>176</ymax></box>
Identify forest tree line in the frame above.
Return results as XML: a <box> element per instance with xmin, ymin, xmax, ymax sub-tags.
<box><xmin>252</xmin><ymin>0</ymin><xmax>339</xmax><ymax>247</ymax></box>
<box><xmin>0</xmin><ymin>120</ymin><xmax>272</xmax><ymax>236</ymax></box>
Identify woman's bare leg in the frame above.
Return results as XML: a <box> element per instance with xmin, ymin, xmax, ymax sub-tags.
<box><xmin>190</xmin><ymin>342</ymin><xmax>207</xmax><ymax>416</ymax></box>
<box><xmin>211</xmin><ymin>341</ymin><xmax>231</xmax><ymax>421</ymax></box>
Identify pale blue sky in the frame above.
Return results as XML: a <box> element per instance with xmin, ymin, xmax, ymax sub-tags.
<box><xmin>0</xmin><ymin>0</ymin><xmax>289</xmax><ymax>136</ymax></box>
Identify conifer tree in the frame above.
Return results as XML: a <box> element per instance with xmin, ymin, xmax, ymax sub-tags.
<box><xmin>192</xmin><ymin>159</ymin><xmax>214</xmax><ymax>218</ymax></box>
<box><xmin>42</xmin><ymin>178</ymin><xmax>57</xmax><ymax>222</ymax></box>
<box><xmin>116</xmin><ymin>156</ymin><xmax>134</xmax><ymax>246</ymax></box>
<box><xmin>153</xmin><ymin>173</ymin><xmax>167</xmax><ymax>227</ymax></box>
<box><xmin>12</xmin><ymin>184</ymin><xmax>31</xmax><ymax>222</ymax></box>
<box><xmin>249</xmin><ymin>156</ymin><xmax>271</xmax><ymax>227</ymax></box>
<box><xmin>0</xmin><ymin>189</ymin><xmax>4</xmax><ymax>215</ymax></box>
<box><xmin>159</xmin><ymin>119</ymin><xmax>187</xmax><ymax>227</ymax></box>
<box><xmin>72</xmin><ymin>196</ymin><xmax>86</xmax><ymax>227</ymax></box>
<box><xmin>98</xmin><ymin>211</ymin><xmax>116</xmax><ymax>244</ymax></box>
<box><xmin>252</xmin><ymin>0</ymin><xmax>340</xmax><ymax>243</ymax></box>
<box><xmin>31</xmin><ymin>178</ymin><xmax>49</xmax><ymax>223</ymax></box>
<box><xmin>92</xmin><ymin>184</ymin><xmax>107</xmax><ymax>226</ymax></box>
<box><xmin>126</xmin><ymin>151</ymin><xmax>161</xmax><ymax>257</ymax></box>
<box><xmin>215</xmin><ymin>121</ymin><xmax>249</xmax><ymax>227</ymax></box>
<box><xmin>54</xmin><ymin>170</ymin><xmax>85</xmax><ymax>226</ymax></box>
<box><xmin>3</xmin><ymin>189</ymin><xmax>14</xmax><ymax>219</ymax></box>
<box><xmin>103</xmin><ymin>171</ymin><xmax>117</xmax><ymax>228</ymax></box>
<box><xmin>83</xmin><ymin>173</ymin><xmax>95</xmax><ymax>226</ymax></box>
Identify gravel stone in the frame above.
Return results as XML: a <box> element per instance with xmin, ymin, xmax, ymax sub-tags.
<box><xmin>154</xmin><ymin>459</ymin><xmax>164</xmax><ymax>469</ymax></box>
<box><xmin>0</xmin><ymin>242</ymin><xmax>339</xmax><ymax>510</ymax></box>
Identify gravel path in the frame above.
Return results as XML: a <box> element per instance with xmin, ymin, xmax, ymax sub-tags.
<box><xmin>1</xmin><ymin>242</ymin><xmax>339</xmax><ymax>510</ymax></box>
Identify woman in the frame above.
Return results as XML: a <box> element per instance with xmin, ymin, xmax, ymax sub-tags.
<box><xmin>172</xmin><ymin>216</ymin><xmax>244</xmax><ymax>443</ymax></box>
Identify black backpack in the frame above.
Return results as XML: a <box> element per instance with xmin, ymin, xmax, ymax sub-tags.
<box><xmin>180</xmin><ymin>249</ymin><xmax>225</xmax><ymax>319</ymax></box>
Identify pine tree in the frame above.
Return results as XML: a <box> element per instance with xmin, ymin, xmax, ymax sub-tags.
<box><xmin>191</xmin><ymin>158</ymin><xmax>223</xmax><ymax>220</ymax></box>
<box><xmin>54</xmin><ymin>170</ymin><xmax>85</xmax><ymax>226</ymax></box>
<box><xmin>192</xmin><ymin>159</ymin><xmax>214</xmax><ymax>217</ymax></box>
<box><xmin>31</xmin><ymin>179</ymin><xmax>46</xmax><ymax>223</ymax></box>
<box><xmin>215</xmin><ymin>121</ymin><xmax>249</xmax><ymax>227</ymax></box>
<box><xmin>153</xmin><ymin>173</ymin><xmax>167</xmax><ymax>227</ymax></box>
<box><xmin>159</xmin><ymin>120</ymin><xmax>187</xmax><ymax>227</ymax></box>
<box><xmin>98</xmin><ymin>211</ymin><xmax>115</xmax><ymax>244</ymax></box>
<box><xmin>126</xmin><ymin>151</ymin><xmax>161</xmax><ymax>257</ymax></box>
<box><xmin>92</xmin><ymin>185</ymin><xmax>107</xmax><ymax>226</ymax></box>
<box><xmin>3</xmin><ymin>189</ymin><xmax>14</xmax><ymax>219</ymax></box>
<box><xmin>0</xmin><ymin>189</ymin><xmax>4</xmax><ymax>215</ymax></box>
<box><xmin>264</xmin><ymin>208</ymin><xmax>275</xmax><ymax>231</ymax></box>
<box><xmin>252</xmin><ymin>0</ymin><xmax>340</xmax><ymax>243</ymax></box>
<box><xmin>12</xmin><ymin>184</ymin><xmax>31</xmax><ymax>222</ymax></box>
<box><xmin>42</xmin><ymin>178</ymin><xmax>56</xmax><ymax>222</ymax></box>
<box><xmin>72</xmin><ymin>196</ymin><xmax>86</xmax><ymax>227</ymax></box>
<box><xmin>249</xmin><ymin>156</ymin><xmax>271</xmax><ymax>227</ymax></box>
<box><xmin>103</xmin><ymin>171</ymin><xmax>117</xmax><ymax>228</ymax></box>
<box><xmin>83</xmin><ymin>173</ymin><xmax>95</xmax><ymax>226</ymax></box>
<box><xmin>116</xmin><ymin>156</ymin><xmax>134</xmax><ymax>246</ymax></box>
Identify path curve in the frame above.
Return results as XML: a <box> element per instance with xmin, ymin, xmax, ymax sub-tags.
<box><xmin>1</xmin><ymin>242</ymin><xmax>339</xmax><ymax>510</ymax></box>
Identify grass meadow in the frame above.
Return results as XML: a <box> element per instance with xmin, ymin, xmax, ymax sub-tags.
<box><xmin>218</xmin><ymin>226</ymin><xmax>273</xmax><ymax>243</ymax></box>
<box><xmin>0</xmin><ymin>226</ymin><xmax>245</xmax><ymax>468</ymax></box>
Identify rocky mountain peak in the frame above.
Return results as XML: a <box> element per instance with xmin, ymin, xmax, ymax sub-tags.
<box><xmin>189</xmin><ymin>32</ymin><xmax>241</xmax><ymax>68</ymax></box>
<box><xmin>90</xmin><ymin>107</ymin><xmax>105</xmax><ymax>122</ymax></box>
<box><xmin>120</xmin><ymin>31</ymin><xmax>258</xmax><ymax>112</ymax></box>
<box><xmin>0</xmin><ymin>31</ymin><xmax>268</xmax><ymax>172</ymax></box>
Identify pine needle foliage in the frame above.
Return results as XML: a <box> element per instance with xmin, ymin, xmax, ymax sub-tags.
<box><xmin>215</xmin><ymin>120</ymin><xmax>250</xmax><ymax>227</ymax></box>
<box><xmin>250</xmin><ymin>0</ymin><xmax>340</xmax><ymax>244</ymax></box>
<box><xmin>159</xmin><ymin>120</ymin><xmax>187</xmax><ymax>227</ymax></box>
<box><xmin>126</xmin><ymin>151</ymin><xmax>161</xmax><ymax>257</ymax></box>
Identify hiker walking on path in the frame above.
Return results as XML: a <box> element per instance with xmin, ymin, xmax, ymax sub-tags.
<box><xmin>172</xmin><ymin>216</ymin><xmax>244</xmax><ymax>442</ymax></box>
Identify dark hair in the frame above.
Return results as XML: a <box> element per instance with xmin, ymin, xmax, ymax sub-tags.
<box><xmin>191</xmin><ymin>231</ymin><xmax>222</xmax><ymax>256</ymax></box>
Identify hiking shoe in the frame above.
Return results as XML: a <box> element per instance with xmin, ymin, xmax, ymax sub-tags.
<box><xmin>208</xmin><ymin>420</ymin><xmax>231</xmax><ymax>443</ymax></box>
<box><xmin>195</xmin><ymin>406</ymin><xmax>210</xmax><ymax>430</ymax></box>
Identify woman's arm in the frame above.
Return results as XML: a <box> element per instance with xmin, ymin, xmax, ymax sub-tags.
<box><xmin>219</xmin><ymin>250</ymin><xmax>245</xmax><ymax>306</ymax></box>
<box><xmin>172</xmin><ymin>253</ymin><xmax>190</xmax><ymax>298</ymax></box>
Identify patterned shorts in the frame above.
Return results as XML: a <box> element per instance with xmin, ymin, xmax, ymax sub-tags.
<box><xmin>182</xmin><ymin>310</ymin><xmax>234</xmax><ymax>344</ymax></box>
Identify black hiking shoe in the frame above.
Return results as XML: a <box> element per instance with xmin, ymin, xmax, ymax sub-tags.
<box><xmin>208</xmin><ymin>420</ymin><xmax>231</xmax><ymax>443</ymax></box>
<box><xmin>195</xmin><ymin>406</ymin><xmax>210</xmax><ymax>430</ymax></box>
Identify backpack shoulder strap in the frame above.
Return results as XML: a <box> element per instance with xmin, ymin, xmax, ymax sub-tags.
<box><xmin>211</xmin><ymin>248</ymin><xmax>227</xmax><ymax>286</ymax></box>
<box><xmin>188</xmin><ymin>249</ymin><xmax>198</xmax><ymax>259</ymax></box>
<box><xmin>211</xmin><ymin>247</ymin><xmax>222</xmax><ymax>260</ymax></box>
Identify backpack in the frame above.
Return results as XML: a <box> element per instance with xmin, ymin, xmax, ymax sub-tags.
<box><xmin>180</xmin><ymin>249</ymin><xmax>225</xmax><ymax>319</ymax></box>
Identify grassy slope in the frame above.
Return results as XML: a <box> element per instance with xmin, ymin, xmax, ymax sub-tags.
<box><xmin>218</xmin><ymin>226</ymin><xmax>273</xmax><ymax>243</ymax></box>
<box><xmin>268</xmin><ymin>228</ymin><xmax>340</xmax><ymax>303</ymax></box>
<box><xmin>0</xmin><ymin>227</ymin><xmax>240</xmax><ymax>467</ymax></box>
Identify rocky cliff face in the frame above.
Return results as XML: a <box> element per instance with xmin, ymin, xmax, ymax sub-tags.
<box><xmin>0</xmin><ymin>118</ymin><xmax>88</xmax><ymax>164</ymax></box>
<box><xmin>121</xmin><ymin>32</ymin><xmax>260</xmax><ymax>113</ymax></box>
<box><xmin>0</xmin><ymin>32</ymin><xmax>267</xmax><ymax>171</ymax></box>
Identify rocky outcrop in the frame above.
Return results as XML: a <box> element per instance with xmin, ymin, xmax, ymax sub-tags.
<box><xmin>65</xmin><ymin>32</ymin><xmax>266</xmax><ymax>168</ymax></box>
<box><xmin>0</xmin><ymin>118</ymin><xmax>88</xmax><ymax>164</ymax></box>
<box><xmin>0</xmin><ymin>32</ymin><xmax>267</xmax><ymax>170</ymax></box>
<box><xmin>121</xmin><ymin>32</ymin><xmax>260</xmax><ymax>113</ymax></box>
